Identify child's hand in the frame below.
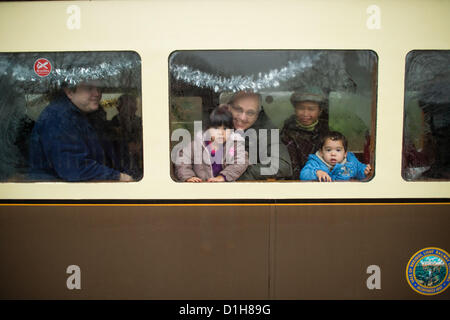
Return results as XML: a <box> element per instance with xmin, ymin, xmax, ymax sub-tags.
<box><xmin>207</xmin><ymin>175</ymin><xmax>225</xmax><ymax>182</ymax></box>
<box><xmin>186</xmin><ymin>176</ymin><xmax>202</xmax><ymax>182</ymax></box>
<box><xmin>364</xmin><ymin>164</ymin><xmax>372</xmax><ymax>176</ymax></box>
<box><xmin>119</xmin><ymin>173</ymin><xmax>134</xmax><ymax>182</ymax></box>
<box><xmin>316</xmin><ymin>170</ymin><xmax>332</xmax><ymax>182</ymax></box>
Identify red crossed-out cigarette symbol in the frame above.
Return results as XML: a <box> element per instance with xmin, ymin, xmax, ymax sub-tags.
<box><xmin>34</xmin><ymin>58</ymin><xmax>52</xmax><ymax>77</ymax></box>
<box><xmin>36</xmin><ymin>61</ymin><xmax>49</xmax><ymax>70</ymax></box>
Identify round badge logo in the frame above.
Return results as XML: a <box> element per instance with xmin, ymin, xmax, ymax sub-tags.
<box><xmin>34</xmin><ymin>58</ymin><xmax>52</xmax><ymax>77</ymax></box>
<box><xmin>406</xmin><ymin>247</ymin><xmax>450</xmax><ymax>295</ymax></box>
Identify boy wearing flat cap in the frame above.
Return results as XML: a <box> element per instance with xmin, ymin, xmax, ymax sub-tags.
<box><xmin>280</xmin><ymin>87</ymin><xmax>330</xmax><ymax>180</ymax></box>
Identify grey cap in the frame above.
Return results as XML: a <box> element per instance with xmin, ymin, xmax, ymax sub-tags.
<box><xmin>290</xmin><ymin>87</ymin><xmax>326</xmax><ymax>105</ymax></box>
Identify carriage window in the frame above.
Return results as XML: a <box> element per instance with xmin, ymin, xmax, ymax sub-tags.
<box><xmin>169</xmin><ymin>50</ymin><xmax>377</xmax><ymax>182</ymax></box>
<box><xmin>402</xmin><ymin>50</ymin><xmax>450</xmax><ymax>181</ymax></box>
<box><xmin>0</xmin><ymin>51</ymin><xmax>142</xmax><ymax>182</ymax></box>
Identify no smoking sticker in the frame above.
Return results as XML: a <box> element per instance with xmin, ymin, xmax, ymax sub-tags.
<box><xmin>34</xmin><ymin>58</ymin><xmax>52</xmax><ymax>77</ymax></box>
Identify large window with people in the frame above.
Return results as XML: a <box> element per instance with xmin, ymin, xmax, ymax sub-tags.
<box><xmin>402</xmin><ymin>50</ymin><xmax>450</xmax><ymax>181</ymax></box>
<box><xmin>0</xmin><ymin>51</ymin><xmax>143</xmax><ymax>182</ymax></box>
<box><xmin>169</xmin><ymin>50</ymin><xmax>378</xmax><ymax>182</ymax></box>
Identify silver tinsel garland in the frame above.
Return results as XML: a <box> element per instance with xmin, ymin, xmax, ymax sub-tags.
<box><xmin>4</xmin><ymin>61</ymin><xmax>136</xmax><ymax>84</ymax></box>
<box><xmin>170</xmin><ymin>57</ymin><xmax>319</xmax><ymax>93</ymax></box>
<box><xmin>0</xmin><ymin>52</ymin><xmax>141</xmax><ymax>91</ymax></box>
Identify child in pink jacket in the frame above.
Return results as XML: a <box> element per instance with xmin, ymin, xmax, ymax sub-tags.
<box><xmin>174</xmin><ymin>104</ymin><xmax>249</xmax><ymax>182</ymax></box>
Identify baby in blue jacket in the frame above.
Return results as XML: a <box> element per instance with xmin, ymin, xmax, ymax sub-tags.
<box><xmin>300</xmin><ymin>131</ymin><xmax>371</xmax><ymax>181</ymax></box>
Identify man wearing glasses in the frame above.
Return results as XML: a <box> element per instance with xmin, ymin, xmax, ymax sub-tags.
<box><xmin>228</xmin><ymin>91</ymin><xmax>292</xmax><ymax>180</ymax></box>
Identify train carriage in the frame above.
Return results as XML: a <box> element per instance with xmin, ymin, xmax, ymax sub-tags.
<box><xmin>0</xmin><ymin>0</ymin><xmax>449</xmax><ymax>300</ymax></box>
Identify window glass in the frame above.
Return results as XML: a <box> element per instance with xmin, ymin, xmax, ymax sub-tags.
<box><xmin>402</xmin><ymin>50</ymin><xmax>450</xmax><ymax>181</ymax></box>
<box><xmin>169</xmin><ymin>50</ymin><xmax>377</xmax><ymax>182</ymax></box>
<box><xmin>0</xmin><ymin>51</ymin><xmax>142</xmax><ymax>182</ymax></box>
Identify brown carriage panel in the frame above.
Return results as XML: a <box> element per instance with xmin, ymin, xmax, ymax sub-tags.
<box><xmin>273</xmin><ymin>204</ymin><xmax>450</xmax><ymax>299</ymax></box>
<box><xmin>0</xmin><ymin>204</ymin><xmax>270</xmax><ymax>299</ymax></box>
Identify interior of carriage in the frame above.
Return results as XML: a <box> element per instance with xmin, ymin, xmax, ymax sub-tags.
<box><xmin>402</xmin><ymin>50</ymin><xmax>450</xmax><ymax>180</ymax></box>
<box><xmin>0</xmin><ymin>51</ymin><xmax>143</xmax><ymax>181</ymax></box>
<box><xmin>169</xmin><ymin>50</ymin><xmax>378</xmax><ymax>182</ymax></box>
<box><xmin>0</xmin><ymin>50</ymin><xmax>448</xmax><ymax>182</ymax></box>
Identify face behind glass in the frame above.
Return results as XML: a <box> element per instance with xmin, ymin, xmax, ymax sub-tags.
<box><xmin>294</xmin><ymin>101</ymin><xmax>321</xmax><ymax>126</ymax></box>
<box><xmin>207</xmin><ymin>125</ymin><xmax>230</xmax><ymax>144</ymax></box>
<box><xmin>64</xmin><ymin>81</ymin><xmax>102</xmax><ymax>113</ymax></box>
<box><xmin>118</xmin><ymin>98</ymin><xmax>137</xmax><ymax>118</ymax></box>
<box><xmin>230</xmin><ymin>95</ymin><xmax>260</xmax><ymax>131</ymax></box>
<box><xmin>320</xmin><ymin>138</ymin><xmax>347</xmax><ymax>167</ymax></box>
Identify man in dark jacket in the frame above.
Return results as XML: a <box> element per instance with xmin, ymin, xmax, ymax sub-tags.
<box><xmin>29</xmin><ymin>81</ymin><xmax>133</xmax><ymax>182</ymax></box>
<box><xmin>227</xmin><ymin>91</ymin><xmax>292</xmax><ymax>180</ymax></box>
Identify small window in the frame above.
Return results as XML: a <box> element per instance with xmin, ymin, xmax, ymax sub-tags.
<box><xmin>402</xmin><ymin>50</ymin><xmax>450</xmax><ymax>181</ymax></box>
<box><xmin>169</xmin><ymin>50</ymin><xmax>377</xmax><ymax>182</ymax></box>
<box><xmin>0</xmin><ymin>51</ymin><xmax>142</xmax><ymax>182</ymax></box>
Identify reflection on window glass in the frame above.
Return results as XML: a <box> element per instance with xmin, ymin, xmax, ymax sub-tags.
<box><xmin>0</xmin><ymin>51</ymin><xmax>142</xmax><ymax>182</ymax></box>
<box><xmin>402</xmin><ymin>50</ymin><xmax>450</xmax><ymax>181</ymax></box>
<box><xmin>169</xmin><ymin>50</ymin><xmax>377</xmax><ymax>182</ymax></box>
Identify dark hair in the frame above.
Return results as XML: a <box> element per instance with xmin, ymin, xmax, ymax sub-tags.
<box><xmin>118</xmin><ymin>94</ymin><xmax>136</xmax><ymax>106</ymax></box>
<box><xmin>209</xmin><ymin>104</ymin><xmax>233</xmax><ymax>129</ymax></box>
<box><xmin>319</xmin><ymin>131</ymin><xmax>348</xmax><ymax>151</ymax></box>
<box><xmin>47</xmin><ymin>81</ymin><xmax>73</xmax><ymax>101</ymax></box>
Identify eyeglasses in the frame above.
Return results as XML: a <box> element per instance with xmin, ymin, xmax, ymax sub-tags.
<box><xmin>231</xmin><ymin>105</ymin><xmax>259</xmax><ymax>118</ymax></box>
